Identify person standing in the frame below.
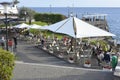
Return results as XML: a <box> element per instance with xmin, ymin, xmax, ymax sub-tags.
<box><xmin>111</xmin><ymin>53</ymin><xmax>118</xmax><ymax>71</ymax></box>
<box><xmin>8</xmin><ymin>39</ymin><xmax>13</xmax><ymax>52</ymax></box>
<box><xmin>1</xmin><ymin>41</ymin><xmax>4</xmax><ymax>49</ymax></box>
<box><xmin>1</xmin><ymin>36</ymin><xmax>5</xmax><ymax>49</ymax></box>
<box><xmin>13</xmin><ymin>36</ymin><xmax>17</xmax><ymax>48</ymax></box>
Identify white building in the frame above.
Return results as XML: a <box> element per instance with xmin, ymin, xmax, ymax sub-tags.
<box><xmin>0</xmin><ymin>0</ymin><xmax>19</xmax><ymax>14</ymax></box>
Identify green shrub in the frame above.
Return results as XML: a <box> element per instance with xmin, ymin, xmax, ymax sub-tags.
<box><xmin>0</xmin><ymin>49</ymin><xmax>15</xmax><ymax>80</ymax></box>
<box><xmin>31</xmin><ymin>21</ymin><xmax>47</xmax><ymax>26</ymax></box>
<box><xmin>41</xmin><ymin>30</ymin><xmax>66</xmax><ymax>40</ymax></box>
<box><xmin>90</xmin><ymin>40</ymin><xmax>96</xmax><ymax>45</ymax></box>
<box><xmin>99</xmin><ymin>40</ymin><xmax>108</xmax><ymax>51</ymax></box>
<box><xmin>29</xmin><ymin>29</ymin><xmax>41</xmax><ymax>35</ymax></box>
<box><xmin>90</xmin><ymin>40</ymin><xmax>108</xmax><ymax>51</ymax></box>
<box><xmin>34</xmin><ymin>13</ymin><xmax>66</xmax><ymax>24</ymax></box>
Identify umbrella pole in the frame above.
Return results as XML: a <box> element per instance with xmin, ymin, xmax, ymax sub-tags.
<box><xmin>74</xmin><ymin>35</ymin><xmax>79</xmax><ymax>63</ymax></box>
<box><xmin>73</xmin><ymin>17</ymin><xmax>79</xmax><ymax>63</ymax></box>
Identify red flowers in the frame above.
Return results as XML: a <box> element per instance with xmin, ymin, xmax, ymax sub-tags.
<box><xmin>85</xmin><ymin>60</ymin><xmax>90</xmax><ymax>64</ymax></box>
<box><xmin>103</xmin><ymin>66</ymin><xmax>112</xmax><ymax>69</ymax></box>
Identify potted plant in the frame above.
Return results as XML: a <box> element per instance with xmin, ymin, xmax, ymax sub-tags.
<box><xmin>68</xmin><ymin>57</ymin><xmax>74</xmax><ymax>63</ymax></box>
<box><xmin>103</xmin><ymin>65</ymin><xmax>112</xmax><ymax>71</ymax></box>
<box><xmin>58</xmin><ymin>53</ymin><xmax>64</xmax><ymax>58</ymax></box>
<box><xmin>84</xmin><ymin>60</ymin><xmax>91</xmax><ymax>67</ymax></box>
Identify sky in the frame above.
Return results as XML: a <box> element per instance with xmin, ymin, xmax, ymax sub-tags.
<box><xmin>0</xmin><ymin>0</ymin><xmax>120</xmax><ymax>7</ymax></box>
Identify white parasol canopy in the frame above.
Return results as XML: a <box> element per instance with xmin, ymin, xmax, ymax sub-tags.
<box><xmin>13</xmin><ymin>23</ymin><xmax>29</xmax><ymax>29</ymax></box>
<box><xmin>29</xmin><ymin>24</ymin><xmax>42</xmax><ymax>29</ymax></box>
<box><xmin>42</xmin><ymin>16</ymin><xmax>115</xmax><ymax>38</ymax></box>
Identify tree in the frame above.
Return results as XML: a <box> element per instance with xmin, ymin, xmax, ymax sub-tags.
<box><xmin>18</xmin><ymin>7</ymin><xmax>36</xmax><ymax>24</ymax></box>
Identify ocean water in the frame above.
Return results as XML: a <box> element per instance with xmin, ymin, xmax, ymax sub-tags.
<box><xmin>30</xmin><ymin>7</ymin><xmax>120</xmax><ymax>41</ymax></box>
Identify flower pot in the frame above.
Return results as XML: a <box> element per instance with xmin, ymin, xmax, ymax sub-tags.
<box><xmin>103</xmin><ymin>66</ymin><xmax>112</xmax><ymax>71</ymax></box>
<box><xmin>68</xmin><ymin>59</ymin><xmax>74</xmax><ymax>63</ymax></box>
<box><xmin>103</xmin><ymin>68</ymin><xmax>112</xmax><ymax>71</ymax></box>
<box><xmin>58</xmin><ymin>53</ymin><xmax>64</xmax><ymax>58</ymax></box>
<box><xmin>84</xmin><ymin>63</ymin><xmax>91</xmax><ymax>67</ymax></box>
<box><xmin>49</xmin><ymin>50</ymin><xmax>53</xmax><ymax>54</ymax></box>
<box><xmin>68</xmin><ymin>57</ymin><xmax>74</xmax><ymax>63</ymax></box>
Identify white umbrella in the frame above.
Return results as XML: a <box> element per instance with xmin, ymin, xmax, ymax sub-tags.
<box><xmin>43</xmin><ymin>16</ymin><xmax>115</xmax><ymax>38</ymax></box>
<box><xmin>29</xmin><ymin>24</ymin><xmax>42</xmax><ymax>29</ymax></box>
<box><xmin>41</xmin><ymin>19</ymin><xmax>69</xmax><ymax>31</ymax></box>
<box><xmin>13</xmin><ymin>23</ymin><xmax>29</xmax><ymax>29</ymax></box>
<box><xmin>43</xmin><ymin>16</ymin><xmax>116</xmax><ymax>62</ymax></box>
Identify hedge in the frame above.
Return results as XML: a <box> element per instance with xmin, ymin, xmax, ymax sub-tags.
<box><xmin>0</xmin><ymin>49</ymin><xmax>15</xmax><ymax>80</ymax></box>
<box><xmin>34</xmin><ymin>13</ymin><xmax>66</xmax><ymax>24</ymax></box>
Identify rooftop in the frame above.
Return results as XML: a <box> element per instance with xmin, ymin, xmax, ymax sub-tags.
<box><xmin>83</xmin><ymin>14</ymin><xmax>107</xmax><ymax>18</ymax></box>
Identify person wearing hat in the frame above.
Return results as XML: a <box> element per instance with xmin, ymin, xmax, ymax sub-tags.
<box><xmin>111</xmin><ymin>52</ymin><xmax>118</xmax><ymax>71</ymax></box>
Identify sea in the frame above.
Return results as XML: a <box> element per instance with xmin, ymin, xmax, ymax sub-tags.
<box><xmin>30</xmin><ymin>7</ymin><xmax>120</xmax><ymax>43</ymax></box>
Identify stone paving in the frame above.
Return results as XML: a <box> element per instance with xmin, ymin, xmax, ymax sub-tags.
<box><xmin>12</xmin><ymin>40</ymin><xmax>114</xmax><ymax>80</ymax></box>
<box><xmin>13</xmin><ymin>62</ymin><xmax>113</xmax><ymax>80</ymax></box>
<box><xmin>13</xmin><ymin>40</ymin><xmax>78</xmax><ymax>67</ymax></box>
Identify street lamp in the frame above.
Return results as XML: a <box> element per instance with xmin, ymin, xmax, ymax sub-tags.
<box><xmin>0</xmin><ymin>2</ymin><xmax>11</xmax><ymax>51</ymax></box>
<box><xmin>24</xmin><ymin>10</ymin><xmax>32</xmax><ymax>25</ymax></box>
<box><xmin>24</xmin><ymin>11</ymin><xmax>27</xmax><ymax>22</ymax></box>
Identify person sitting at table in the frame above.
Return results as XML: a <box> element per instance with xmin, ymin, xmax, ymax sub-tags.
<box><xmin>41</xmin><ymin>36</ymin><xmax>45</xmax><ymax>47</ymax></box>
<box><xmin>103</xmin><ymin>51</ymin><xmax>110</xmax><ymax>64</ymax></box>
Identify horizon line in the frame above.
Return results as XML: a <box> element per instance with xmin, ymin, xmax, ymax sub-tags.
<box><xmin>20</xmin><ymin>6</ymin><xmax>120</xmax><ymax>8</ymax></box>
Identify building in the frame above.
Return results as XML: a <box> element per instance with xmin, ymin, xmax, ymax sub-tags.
<box><xmin>82</xmin><ymin>14</ymin><xmax>109</xmax><ymax>31</ymax></box>
<box><xmin>0</xmin><ymin>0</ymin><xmax>19</xmax><ymax>20</ymax></box>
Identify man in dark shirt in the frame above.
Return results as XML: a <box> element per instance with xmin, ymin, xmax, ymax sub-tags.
<box><xmin>103</xmin><ymin>51</ymin><xmax>110</xmax><ymax>63</ymax></box>
<box><xmin>13</xmin><ymin>36</ymin><xmax>17</xmax><ymax>48</ymax></box>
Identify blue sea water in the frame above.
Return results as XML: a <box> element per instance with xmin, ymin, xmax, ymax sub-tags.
<box><xmin>30</xmin><ymin>7</ymin><xmax>120</xmax><ymax>42</ymax></box>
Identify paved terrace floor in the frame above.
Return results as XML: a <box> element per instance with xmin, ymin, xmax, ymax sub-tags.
<box><xmin>13</xmin><ymin>40</ymin><xmax>114</xmax><ymax>80</ymax></box>
<box><xmin>13</xmin><ymin>40</ymin><xmax>78</xmax><ymax>67</ymax></box>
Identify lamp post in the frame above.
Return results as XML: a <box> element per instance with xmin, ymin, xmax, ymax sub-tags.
<box><xmin>0</xmin><ymin>2</ymin><xmax>11</xmax><ymax>51</ymax></box>
<box><xmin>24</xmin><ymin>11</ymin><xmax>27</xmax><ymax>23</ymax></box>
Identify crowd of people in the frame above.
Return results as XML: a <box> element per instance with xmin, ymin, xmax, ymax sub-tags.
<box><xmin>38</xmin><ymin>35</ymin><xmax>119</xmax><ymax>70</ymax></box>
<box><xmin>1</xmin><ymin>27</ymin><xmax>119</xmax><ymax>71</ymax></box>
<box><xmin>0</xmin><ymin>28</ymin><xmax>18</xmax><ymax>53</ymax></box>
<box><xmin>92</xmin><ymin>43</ymin><xmax>119</xmax><ymax>71</ymax></box>
<box><xmin>0</xmin><ymin>35</ymin><xmax>17</xmax><ymax>52</ymax></box>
